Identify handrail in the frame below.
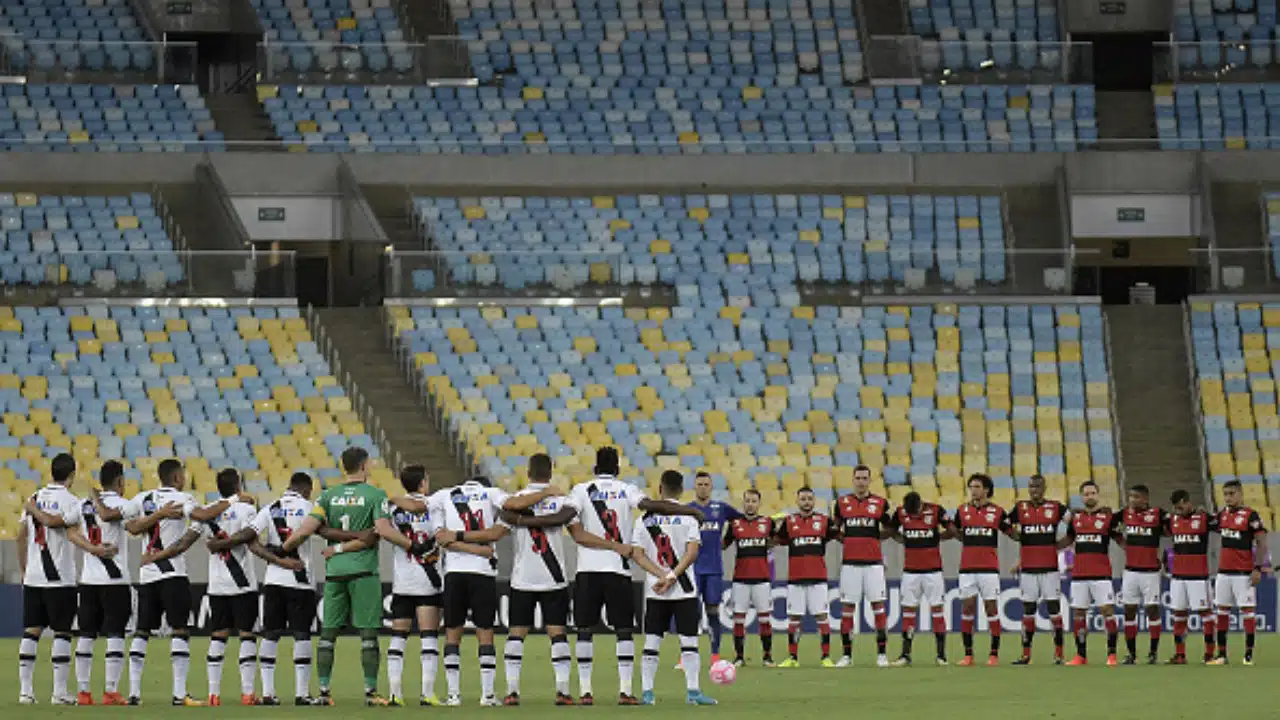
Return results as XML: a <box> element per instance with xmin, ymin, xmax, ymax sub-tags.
<box><xmin>1102</xmin><ymin>312</ymin><xmax>1128</xmax><ymax>497</ymax></box>
<box><xmin>1180</xmin><ymin>300</ymin><xmax>1214</xmax><ymax>508</ymax></box>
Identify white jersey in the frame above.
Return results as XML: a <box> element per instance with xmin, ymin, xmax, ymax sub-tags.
<box><xmin>22</xmin><ymin>483</ymin><xmax>83</xmax><ymax>588</ymax></box>
<box><xmin>389</xmin><ymin>492</ymin><xmax>443</xmax><ymax>596</ymax></box>
<box><xmin>251</xmin><ymin>491</ymin><xmax>316</xmax><ymax>591</ymax></box>
<box><xmin>205</xmin><ymin>500</ymin><xmax>260</xmax><ymax>596</ymax></box>
<box><xmin>632</xmin><ymin>512</ymin><xmax>700</xmax><ymax>601</ymax></box>
<box><xmin>132</xmin><ymin>486</ymin><xmax>198</xmax><ymax>585</ymax></box>
<box><xmin>569</xmin><ymin>475</ymin><xmax>647</xmax><ymax>576</ymax></box>
<box><xmin>508</xmin><ymin>483</ymin><xmax>580</xmax><ymax>592</ymax></box>
<box><xmin>428</xmin><ymin>481</ymin><xmax>509</xmax><ymax>577</ymax></box>
<box><xmin>79</xmin><ymin>491</ymin><xmax>140</xmax><ymax>586</ymax></box>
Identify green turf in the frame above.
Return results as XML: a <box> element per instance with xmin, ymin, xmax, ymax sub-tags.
<box><xmin>7</xmin><ymin>634</ymin><xmax>1276</xmax><ymax>718</ymax></box>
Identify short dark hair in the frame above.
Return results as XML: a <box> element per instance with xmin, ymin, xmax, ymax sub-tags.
<box><xmin>470</xmin><ymin>475</ymin><xmax>492</xmax><ymax>487</ymax></box>
<box><xmin>157</xmin><ymin>458</ymin><xmax>183</xmax><ymax>487</ymax></box>
<box><xmin>216</xmin><ymin>468</ymin><xmax>241</xmax><ymax>498</ymax></box>
<box><xmin>594</xmin><ymin>447</ymin><xmax>620</xmax><ymax>476</ymax></box>
<box><xmin>1130</xmin><ymin>484</ymin><xmax>1150</xmax><ymax>496</ymax></box>
<box><xmin>289</xmin><ymin>472</ymin><xmax>313</xmax><ymax>491</ymax></box>
<box><xmin>1029</xmin><ymin>474</ymin><xmax>1046</xmax><ymax>484</ymax></box>
<box><xmin>968</xmin><ymin>473</ymin><xmax>994</xmax><ymax>495</ymax></box>
<box><xmin>99</xmin><ymin>460</ymin><xmax>124</xmax><ymax>490</ymax></box>
<box><xmin>1170</xmin><ymin>489</ymin><xmax>1191</xmax><ymax>505</ymax></box>
<box><xmin>853</xmin><ymin>464</ymin><xmax>871</xmax><ymax>475</ymax></box>
<box><xmin>903</xmin><ymin>491</ymin><xmax>922</xmax><ymax>515</ymax></box>
<box><xmin>660</xmin><ymin>470</ymin><xmax>683</xmax><ymax>494</ymax></box>
<box><xmin>743</xmin><ymin>488</ymin><xmax>761</xmax><ymax>500</ymax></box>
<box><xmin>1223</xmin><ymin>479</ymin><xmax>1243</xmax><ymax>492</ymax></box>
<box><xmin>529</xmin><ymin>453</ymin><xmax>553</xmax><ymax>482</ymax></box>
<box><xmin>50</xmin><ymin>453</ymin><xmax>76</xmax><ymax>484</ymax></box>
<box><xmin>400</xmin><ymin>465</ymin><xmax>427</xmax><ymax>494</ymax></box>
<box><xmin>695</xmin><ymin>470</ymin><xmax>711</xmax><ymax>479</ymax></box>
<box><xmin>797</xmin><ymin>485</ymin><xmax>814</xmax><ymax>496</ymax></box>
<box><xmin>1079</xmin><ymin>480</ymin><xmax>1098</xmax><ymax>493</ymax></box>
<box><xmin>341</xmin><ymin>446</ymin><xmax>369</xmax><ymax>475</ymax></box>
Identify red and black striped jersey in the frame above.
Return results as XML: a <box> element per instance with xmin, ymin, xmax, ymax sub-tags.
<box><xmin>1167</xmin><ymin>511</ymin><xmax>1215</xmax><ymax>579</ymax></box>
<box><xmin>1120</xmin><ymin>507</ymin><xmax>1166</xmax><ymax>572</ymax></box>
<box><xmin>776</xmin><ymin>512</ymin><xmax>838</xmax><ymax>583</ymax></box>
<box><xmin>834</xmin><ymin>493</ymin><xmax>891</xmax><ymax>566</ymax></box>
<box><xmin>889</xmin><ymin>504</ymin><xmax>947</xmax><ymax>573</ymax></box>
<box><xmin>723</xmin><ymin>514</ymin><xmax>774</xmax><ymax>583</ymax></box>
<box><xmin>953</xmin><ymin>503</ymin><xmax>1010</xmax><ymax>573</ymax></box>
<box><xmin>1012</xmin><ymin>500</ymin><xmax>1068</xmax><ymax>573</ymax></box>
<box><xmin>1069</xmin><ymin>509</ymin><xmax>1120</xmax><ymax>580</ymax></box>
<box><xmin>1217</xmin><ymin>506</ymin><xmax>1266</xmax><ymax>575</ymax></box>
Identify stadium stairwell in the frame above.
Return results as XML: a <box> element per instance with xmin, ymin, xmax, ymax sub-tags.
<box><xmin>314</xmin><ymin>307</ymin><xmax>466</xmax><ymax>490</ymax></box>
<box><xmin>204</xmin><ymin>93</ymin><xmax>280</xmax><ymax>148</ymax></box>
<box><xmin>1210</xmin><ymin>181</ymin><xmax>1267</xmax><ymax>290</ymax></box>
<box><xmin>398</xmin><ymin>0</ymin><xmax>472</xmax><ymax>79</ymax></box>
<box><xmin>1003</xmin><ymin>185</ymin><xmax>1066</xmax><ymax>292</ymax></box>
<box><xmin>1106</xmin><ymin>305</ymin><xmax>1202</xmax><ymax>501</ymax></box>
<box><xmin>861</xmin><ymin>0</ymin><xmax>908</xmax><ymax>35</ymax></box>
<box><xmin>360</xmin><ymin>186</ymin><xmax>424</xmax><ymax>252</ymax></box>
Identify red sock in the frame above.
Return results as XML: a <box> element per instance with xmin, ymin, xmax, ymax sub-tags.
<box><xmin>1173</xmin><ymin>615</ymin><xmax>1187</xmax><ymax>654</ymax></box>
<box><xmin>1105</xmin><ymin>616</ymin><xmax>1119</xmax><ymax>636</ymax></box>
<box><xmin>932</xmin><ymin>612</ymin><xmax>946</xmax><ymax>634</ymax></box>
<box><xmin>1124</xmin><ymin>620</ymin><xmax>1138</xmax><ymax>640</ymax></box>
<box><xmin>733</xmin><ymin>620</ymin><xmax>746</xmax><ymax>638</ymax></box>
<box><xmin>903</xmin><ymin>609</ymin><xmax>918</xmax><ymax>635</ymax></box>
<box><xmin>989</xmin><ymin>614</ymin><xmax>1002</xmax><ymax>637</ymax></box>
<box><xmin>788</xmin><ymin>621</ymin><xmax>800</xmax><ymax>658</ymax></box>
<box><xmin>1244</xmin><ymin>613</ymin><xmax>1257</xmax><ymax>635</ymax></box>
<box><xmin>1150</xmin><ymin>620</ymin><xmax>1161</xmax><ymax>639</ymax></box>
<box><xmin>1073</xmin><ymin>616</ymin><xmax>1087</xmax><ymax>636</ymax></box>
<box><xmin>961</xmin><ymin>616</ymin><xmax>974</xmax><ymax>635</ymax></box>
<box><xmin>1201</xmin><ymin>612</ymin><xmax>1216</xmax><ymax>658</ymax></box>
<box><xmin>1021</xmin><ymin>617</ymin><xmax>1036</xmax><ymax>656</ymax></box>
<box><xmin>874</xmin><ymin>609</ymin><xmax>887</xmax><ymax>631</ymax></box>
<box><xmin>761</xmin><ymin>623</ymin><xmax>773</xmax><ymax>638</ymax></box>
<box><xmin>818</xmin><ymin>621</ymin><xmax>831</xmax><ymax>658</ymax></box>
<box><xmin>839</xmin><ymin>615</ymin><xmax>853</xmax><ymax>635</ymax></box>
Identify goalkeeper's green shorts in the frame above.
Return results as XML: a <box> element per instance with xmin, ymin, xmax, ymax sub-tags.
<box><xmin>322</xmin><ymin>573</ymin><xmax>382</xmax><ymax>630</ymax></box>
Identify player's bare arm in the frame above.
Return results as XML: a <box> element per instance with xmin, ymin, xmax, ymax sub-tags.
<box><xmin>1253</xmin><ymin>527</ymin><xmax>1271</xmax><ymax>585</ymax></box>
<box><xmin>206</xmin><ymin>526</ymin><xmax>258</xmax><ymax>553</ymax></box>
<box><xmin>124</xmin><ymin>501</ymin><xmax>183</xmax><ymax>535</ymax></box>
<box><xmin>188</xmin><ymin>497</ymin><xmax>236</xmax><ymax>523</ymax></box>
<box><xmin>15</xmin><ymin>520</ymin><xmax>26</xmax><ymax>577</ymax></box>
<box><xmin>388</xmin><ymin>495</ymin><xmax>427</xmax><ymax>514</ymax></box>
<box><xmin>503</xmin><ymin>506</ymin><xmax>577</xmax><ymax>529</ymax></box>
<box><xmin>440</xmin><ymin>524</ymin><xmax>509</xmax><ymax>546</ymax></box>
<box><xmin>91</xmin><ymin>492</ymin><xmax>124</xmax><ymax>522</ymax></box>
<box><xmin>249</xmin><ymin>541</ymin><xmax>304</xmax><ymax>571</ymax></box>
<box><xmin>281</xmin><ymin>515</ymin><xmax>323</xmax><ymax>553</ymax></box>
<box><xmin>317</xmin><ymin>524</ymin><xmax>375</xmax><ymax>544</ymax></box>
<box><xmin>446</xmin><ymin>540</ymin><xmax>495</xmax><ymax>558</ymax></box>
<box><xmin>22</xmin><ymin>496</ymin><xmax>69</xmax><ymax>528</ymax></box>
<box><xmin>374</xmin><ymin>516</ymin><xmax>411</xmax><ymax>550</ymax></box>
<box><xmin>141</xmin><ymin>527</ymin><xmax>201</xmax><ymax>566</ymax></box>
<box><xmin>639</xmin><ymin>497</ymin><xmax>705</xmax><ymax>522</ymax></box>
<box><xmin>673</xmin><ymin>539</ymin><xmax>701</xmax><ymax>579</ymax></box>
<box><xmin>502</xmin><ymin>485</ymin><xmax>563</xmax><ymax>511</ymax></box>
<box><xmin>569</xmin><ymin>522</ymin><xmax>632</xmax><ymax>556</ymax></box>
<box><xmin>66</xmin><ymin>524</ymin><xmax>116</xmax><ymax>558</ymax></box>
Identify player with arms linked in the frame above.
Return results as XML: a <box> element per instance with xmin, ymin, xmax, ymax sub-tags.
<box><xmin>723</xmin><ymin>488</ymin><xmax>776</xmax><ymax>667</ymax></box>
<box><xmin>886</xmin><ymin>491</ymin><xmax>952</xmax><ymax>666</ymax></box>
<box><xmin>832</xmin><ymin>465</ymin><xmax>892</xmax><ymax>667</ymax></box>
<box><xmin>952</xmin><ymin>473</ymin><xmax>1012</xmax><ymax>666</ymax></box>
<box><xmin>775</xmin><ymin>486</ymin><xmax>840</xmax><ymax>667</ymax></box>
<box><xmin>1117</xmin><ymin>484</ymin><xmax>1167</xmax><ymax>665</ymax></box>
<box><xmin>1164</xmin><ymin>489</ymin><xmax>1217</xmax><ymax>664</ymax></box>
<box><xmin>1008</xmin><ymin>474</ymin><xmax>1069</xmax><ymax>665</ymax></box>
<box><xmin>1063</xmin><ymin>480</ymin><xmax>1121</xmax><ymax>666</ymax></box>
<box><xmin>1209</xmin><ymin>479</ymin><xmax>1271</xmax><ymax>665</ymax></box>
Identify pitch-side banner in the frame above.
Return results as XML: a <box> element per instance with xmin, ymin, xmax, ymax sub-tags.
<box><xmin>3</xmin><ymin>579</ymin><xmax>1276</xmax><ymax>637</ymax></box>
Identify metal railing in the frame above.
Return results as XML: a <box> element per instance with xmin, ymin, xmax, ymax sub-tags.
<box><xmin>1180</xmin><ymin>300</ymin><xmax>1215</xmax><ymax>508</ymax></box>
<box><xmin>1155</xmin><ymin>40</ymin><xmax>1280</xmax><ymax>83</ymax></box>
<box><xmin>1189</xmin><ymin>247</ymin><xmax>1280</xmax><ymax>292</ymax></box>
<box><xmin>864</xmin><ymin>37</ymin><xmax>1091</xmax><ymax>84</ymax></box>
<box><xmin>257</xmin><ymin>38</ymin><xmax>472</xmax><ymax>84</ymax></box>
<box><xmin>386</xmin><ymin>249</ymin><xmax>626</xmax><ymax>299</ymax></box>
<box><xmin>6</xmin><ymin>249</ymin><xmax>297</xmax><ymax>298</ymax></box>
<box><xmin>1101</xmin><ymin>313</ymin><xmax>1128</xmax><ymax>495</ymax></box>
<box><xmin>0</xmin><ymin>36</ymin><xmax>199</xmax><ymax>84</ymax></box>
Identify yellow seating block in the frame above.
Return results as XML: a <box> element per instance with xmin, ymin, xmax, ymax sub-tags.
<box><xmin>1010</xmin><ymin>96</ymin><xmax>1029</xmax><ymax>109</ymax></box>
<box><xmin>115</xmin><ymin>215</ymin><xmax>139</xmax><ymax>230</ymax></box>
<box><xmin>742</xmin><ymin>86</ymin><xmax>763</xmax><ymax>100</ymax></box>
<box><xmin>678</xmin><ymin>131</ymin><xmax>700</xmax><ymax>145</ymax></box>
<box><xmin>463</xmin><ymin>206</ymin><xmax>487</xmax><ymax>220</ymax></box>
<box><xmin>688</xmin><ymin>207</ymin><xmax>710</xmax><ymax>223</ymax></box>
<box><xmin>798</xmin><ymin>230</ymin><xmax>820</xmax><ymax>244</ymax></box>
<box><xmin>337</xmin><ymin>16</ymin><xmax>357</xmax><ymax>30</ymax></box>
<box><xmin>844</xmin><ymin>195</ymin><xmax>866</xmax><ymax>209</ymax></box>
<box><xmin>522</xmin><ymin>87</ymin><xmax>544</xmax><ymax>100</ymax></box>
<box><xmin>15</xmin><ymin>193</ymin><xmax>36</xmax><ymax>207</ymax></box>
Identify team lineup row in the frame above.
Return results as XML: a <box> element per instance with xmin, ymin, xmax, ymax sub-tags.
<box><xmin>12</xmin><ymin>447</ymin><xmax>1273</xmax><ymax>709</ymax></box>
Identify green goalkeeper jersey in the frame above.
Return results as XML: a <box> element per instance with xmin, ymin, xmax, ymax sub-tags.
<box><xmin>309</xmin><ymin>480</ymin><xmax>389</xmax><ymax>578</ymax></box>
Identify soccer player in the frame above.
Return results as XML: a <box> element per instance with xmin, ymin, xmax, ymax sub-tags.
<box><xmin>1008</xmin><ymin>474</ymin><xmax>1069</xmax><ymax>665</ymax></box>
<box><xmin>886</xmin><ymin>491</ymin><xmax>950</xmax><ymax>666</ymax></box>
<box><xmin>17</xmin><ymin>454</ymin><xmax>116</xmax><ymax>705</ymax></box>
<box><xmin>952</xmin><ymin>473</ymin><xmax>1010</xmax><ymax>666</ymax></box>
<box><xmin>683</xmin><ymin>470</ymin><xmax>740</xmax><ymax>666</ymax></box>
<box><xmin>1209</xmin><ymin>479</ymin><xmax>1271</xmax><ymax>665</ymax></box>
<box><xmin>448</xmin><ymin>455</ymin><xmax>579</xmax><ymax>705</ymax></box>
<box><xmin>250</xmin><ymin>472</ymin><xmax>328</xmax><ymax>705</ymax></box>
<box><xmin>73</xmin><ymin>461</ymin><xmax>138</xmax><ymax>705</ymax></box>
<box><xmin>775</xmin><ymin>486</ymin><xmax>839</xmax><ymax>668</ymax></box>
<box><xmin>1118</xmin><ymin>484</ymin><xmax>1166</xmax><ymax>664</ymax></box>
<box><xmin>629</xmin><ymin>470</ymin><xmax>716</xmax><ymax>706</ymax></box>
<box><xmin>1165</xmin><ymin>489</ymin><xmax>1217</xmax><ymax>664</ymax></box>
<box><xmin>1064</xmin><ymin>480</ymin><xmax>1121</xmax><ymax>666</ymax></box>
<box><xmin>832</xmin><ymin>464</ymin><xmax>892</xmax><ymax>667</ymax></box>
<box><xmin>125</xmin><ymin>458</ymin><xmax>241</xmax><ymax>706</ymax></box>
<box><xmin>280</xmin><ymin>446</ymin><xmax>390</xmax><ymax>706</ymax></box>
<box><xmin>566</xmin><ymin>447</ymin><xmax>702</xmax><ymax>705</ymax></box>
<box><xmin>723</xmin><ymin>488</ymin><xmax>776</xmax><ymax>666</ymax></box>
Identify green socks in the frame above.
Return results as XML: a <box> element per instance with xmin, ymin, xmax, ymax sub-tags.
<box><xmin>360</xmin><ymin>630</ymin><xmax>380</xmax><ymax>692</ymax></box>
<box><xmin>317</xmin><ymin>630</ymin><xmax>339</xmax><ymax>689</ymax></box>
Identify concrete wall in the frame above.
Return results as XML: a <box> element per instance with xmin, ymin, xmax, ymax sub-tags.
<box><xmin>230</xmin><ymin>195</ymin><xmax>343</xmax><ymax>241</ymax></box>
<box><xmin>1071</xmin><ymin>193</ymin><xmax>1200</xmax><ymax>237</ymax></box>
<box><xmin>1064</xmin><ymin>0</ymin><xmax>1173</xmax><ymax>33</ymax></box>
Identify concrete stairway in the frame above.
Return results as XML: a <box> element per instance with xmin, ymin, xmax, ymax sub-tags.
<box><xmin>360</xmin><ymin>185</ymin><xmax>423</xmax><ymax>252</ymax></box>
<box><xmin>1095</xmin><ymin>91</ymin><xmax>1156</xmax><ymax>148</ymax></box>
<box><xmin>1208</xmin><ymin>181</ymin><xmax>1267</xmax><ymax>291</ymax></box>
<box><xmin>313</xmin><ymin>307</ymin><xmax>467</xmax><ymax>491</ymax></box>
<box><xmin>206</xmin><ymin>93</ymin><xmax>279</xmax><ymax>149</ymax></box>
<box><xmin>157</xmin><ymin>183</ymin><xmax>238</xmax><ymax>251</ymax></box>
<box><xmin>397</xmin><ymin>0</ymin><xmax>472</xmax><ymax>78</ymax></box>
<box><xmin>1003</xmin><ymin>184</ymin><xmax>1067</xmax><ymax>293</ymax></box>
<box><xmin>861</xmin><ymin>0</ymin><xmax>907</xmax><ymax>34</ymax></box>
<box><xmin>1105</xmin><ymin>305</ymin><xmax>1205</xmax><ymax>504</ymax></box>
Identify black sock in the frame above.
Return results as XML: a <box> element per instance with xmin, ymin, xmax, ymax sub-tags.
<box><xmin>1217</xmin><ymin>628</ymin><xmax>1228</xmax><ymax>653</ymax></box>
<box><xmin>1149</xmin><ymin>635</ymin><xmax>1160</xmax><ymax>656</ymax></box>
<box><xmin>1054</xmin><ymin>627</ymin><xmax>1064</xmax><ymax>651</ymax></box>
<box><xmin>733</xmin><ymin>634</ymin><xmax>744</xmax><ymax>659</ymax></box>
<box><xmin>761</xmin><ymin>633</ymin><xmax>772</xmax><ymax>657</ymax></box>
<box><xmin>1126</xmin><ymin>636</ymin><xmax>1136</xmax><ymax>656</ymax></box>
<box><xmin>875</xmin><ymin>629</ymin><xmax>886</xmax><ymax>655</ymax></box>
<box><xmin>934</xmin><ymin>633</ymin><xmax>947</xmax><ymax>659</ymax></box>
<box><xmin>991</xmin><ymin>634</ymin><xmax>1001</xmax><ymax>655</ymax></box>
<box><xmin>1075</xmin><ymin>632</ymin><xmax>1087</xmax><ymax>658</ymax></box>
<box><xmin>901</xmin><ymin>632</ymin><xmax>914</xmax><ymax>657</ymax></box>
<box><xmin>1107</xmin><ymin>631</ymin><xmax>1117</xmax><ymax>655</ymax></box>
<box><xmin>841</xmin><ymin>634</ymin><xmax>852</xmax><ymax>657</ymax></box>
<box><xmin>1246</xmin><ymin>633</ymin><xmax>1256</xmax><ymax>653</ymax></box>
<box><xmin>962</xmin><ymin>632</ymin><xmax>973</xmax><ymax>655</ymax></box>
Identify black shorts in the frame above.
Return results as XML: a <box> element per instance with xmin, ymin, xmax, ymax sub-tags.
<box><xmin>262</xmin><ymin>586</ymin><xmax>316</xmax><ymax>635</ymax></box>
<box><xmin>509</xmin><ymin>588</ymin><xmax>570</xmax><ymax>629</ymax></box>
<box><xmin>643</xmin><ymin>597</ymin><xmax>700</xmax><ymax>637</ymax></box>
<box><xmin>78</xmin><ymin>585</ymin><xmax>133</xmax><ymax>636</ymax></box>
<box><xmin>23</xmin><ymin>586</ymin><xmax>78</xmax><ymax>632</ymax></box>
<box><xmin>442</xmin><ymin>573</ymin><xmax>497</xmax><ymax>630</ymax></box>
<box><xmin>208</xmin><ymin>592</ymin><xmax>259</xmax><ymax>633</ymax></box>
<box><xmin>137</xmin><ymin>577</ymin><xmax>192</xmax><ymax>632</ymax></box>
<box><xmin>391</xmin><ymin>593</ymin><xmax>442</xmax><ymax>621</ymax></box>
<box><xmin>574</xmin><ymin>572</ymin><xmax>635</xmax><ymax>631</ymax></box>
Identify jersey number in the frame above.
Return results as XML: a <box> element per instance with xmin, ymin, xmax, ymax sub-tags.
<box><xmin>654</xmin><ymin>532</ymin><xmax>677</xmax><ymax>568</ymax></box>
<box><xmin>32</xmin><ymin>523</ymin><xmax>46</xmax><ymax>548</ymax></box>
<box><xmin>529</xmin><ymin>527</ymin><xmax>551</xmax><ymax>555</ymax></box>
<box><xmin>600</xmin><ymin>508</ymin><xmax>621</xmax><ymax>543</ymax></box>
<box><xmin>339</xmin><ymin>515</ymin><xmax>351</xmax><ymax>531</ymax></box>
<box><xmin>458</xmin><ymin>507</ymin><xmax>484</xmax><ymax>532</ymax></box>
<box><xmin>86</xmin><ymin>525</ymin><xmax>102</xmax><ymax>546</ymax></box>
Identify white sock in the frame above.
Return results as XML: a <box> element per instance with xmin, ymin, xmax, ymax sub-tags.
<box><xmin>551</xmin><ymin>635</ymin><xmax>571</xmax><ymax>695</ymax></box>
<box><xmin>504</xmin><ymin>638</ymin><xmax>523</xmax><ymax>696</ymax></box>
<box><xmin>259</xmin><ymin>639</ymin><xmax>277</xmax><ymax>699</ymax></box>
<box><xmin>239</xmin><ymin>637</ymin><xmax>257</xmax><ymax>696</ymax></box>
<box><xmin>128</xmin><ymin>636</ymin><xmax>148</xmax><ymax>698</ymax></box>
<box><xmin>293</xmin><ymin>639</ymin><xmax>312</xmax><ymax>699</ymax></box>
<box><xmin>52</xmin><ymin>634</ymin><xmax>72</xmax><ymax>699</ymax></box>
<box><xmin>641</xmin><ymin>635</ymin><xmax>661</xmax><ymax>694</ymax></box>
<box><xmin>576</xmin><ymin>635</ymin><xmax>594</xmax><ymax>696</ymax></box>
<box><xmin>479</xmin><ymin>644</ymin><xmax>497</xmax><ymax>699</ymax></box>
<box><xmin>617</xmin><ymin>634</ymin><xmax>635</xmax><ymax>696</ymax></box>
<box><xmin>105</xmin><ymin>636</ymin><xmax>126</xmax><ymax>693</ymax></box>
<box><xmin>420</xmin><ymin>632</ymin><xmax>438</xmax><ymax>699</ymax></box>
<box><xmin>75</xmin><ymin>637</ymin><xmax>94</xmax><ymax>693</ymax></box>
<box><xmin>18</xmin><ymin>633</ymin><xmax>37</xmax><ymax>698</ymax></box>
<box><xmin>444</xmin><ymin>644</ymin><xmax>461</xmax><ymax>697</ymax></box>
<box><xmin>387</xmin><ymin>633</ymin><xmax>407</xmax><ymax>699</ymax></box>
<box><xmin>172</xmin><ymin>636</ymin><xmax>192</xmax><ymax>700</ymax></box>
<box><xmin>206</xmin><ymin>638</ymin><xmax>226</xmax><ymax>698</ymax></box>
<box><xmin>679</xmin><ymin>635</ymin><xmax>700</xmax><ymax>692</ymax></box>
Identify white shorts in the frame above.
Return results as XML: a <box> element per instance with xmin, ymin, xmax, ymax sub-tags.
<box><xmin>731</xmin><ymin>582</ymin><xmax>773</xmax><ymax>615</ymax></box>
<box><xmin>1120</xmin><ymin>570</ymin><xmax>1161</xmax><ymax>606</ymax></box>
<box><xmin>1214</xmin><ymin>575</ymin><xmax>1257</xmax><ymax>608</ymax></box>
<box><xmin>1019</xmin><ymin>571</ymin><xmax>1063</xmax><ymax>603</ymax></box>
<box><xmin>1169</xmin><ymin>578</ymin><xmax>1210</xmax><ymax>612</ymax></box>
<box><xmin>958</xmin><ymin>573</ymin><xmax>1001</xmax><ymax>601</ymax></box>
<box><xmin>900</xmin><ymin>572</ymin><xmax>945</xmax><ymax>608</ymax></box>
<box><xmin>786</xmin><ymin>583</ymin><xmax>830</xmax><ymax>618</ymax></box>
<box><xmin>1070</xmin><ymin>579</ymin><xmax>1116</xmax><ymax>609</ymax></box>
<box><xmin>838</xmin><ymin>565</ymin><xmax>887</xmax><ymax>606</ymax></box>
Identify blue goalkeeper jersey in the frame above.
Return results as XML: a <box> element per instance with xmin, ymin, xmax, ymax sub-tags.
<box><xmin>689</xmin><ymin>500</ymin><xmax>742</xmax><ymax>575</ymax></box>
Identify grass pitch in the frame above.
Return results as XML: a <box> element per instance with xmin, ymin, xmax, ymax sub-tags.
<box><xmin>6</xmin><ymin>634</ymin><xmax>1273</xmax><ymax>719</ymax></box>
